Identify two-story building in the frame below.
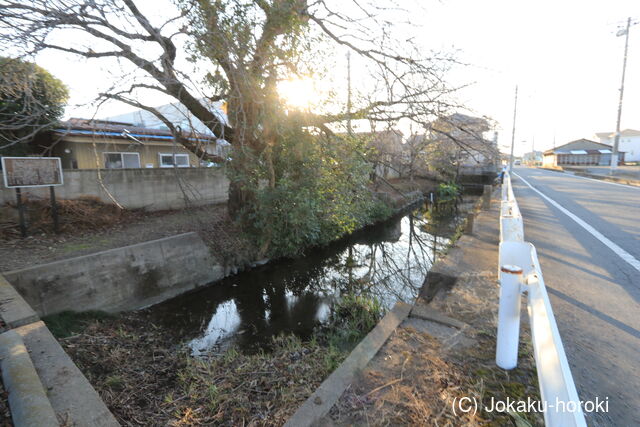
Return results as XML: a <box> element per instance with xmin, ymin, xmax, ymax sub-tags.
<box><xmin>595</xmin><ymin>129</ymin><xmax>640</xmax><ymax>163</ymax></box>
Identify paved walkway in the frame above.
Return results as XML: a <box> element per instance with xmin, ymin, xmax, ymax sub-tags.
<box><xmin>512</xmin><ymin>167</ymin><xmax>640</xmax><ymax>426</ymax></box>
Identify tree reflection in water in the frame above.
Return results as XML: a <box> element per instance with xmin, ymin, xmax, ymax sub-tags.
<box><xmin>147</xmin><ymin>202</ymin><xmax>461</xmax><ymax>353</ymax></box>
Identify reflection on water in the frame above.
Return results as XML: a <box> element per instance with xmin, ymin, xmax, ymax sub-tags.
<box><xmin>146</xmin><ymin>202</ymin><xmax>461</xmax><ymax>353</ymax></box>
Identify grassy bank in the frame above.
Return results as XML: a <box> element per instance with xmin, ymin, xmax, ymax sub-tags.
<box><xmin>47</xmin><ymin>294</ymin><xmax>383</xmax><ymax>426</ymax></box>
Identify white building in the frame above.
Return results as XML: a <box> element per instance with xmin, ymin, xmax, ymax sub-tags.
<box><xmin>595</xmin><ymin>129</ymin><xmax>640</xmax><ymax>162</ymax></box>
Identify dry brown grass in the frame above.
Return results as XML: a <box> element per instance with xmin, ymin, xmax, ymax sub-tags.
<box><xmin>328</xmin><ymin>324</ymin><xmax>541</xmax><ymax>427</ymax></box>
<box><xmin>54</xmin><ymin>303</ymin><xmax>370</xmax><ymax>426</ymax></box>
<box><xmin>0</xmin><ymin>196</ymin><xmax>144</xmax><ymax>239</ymax></box>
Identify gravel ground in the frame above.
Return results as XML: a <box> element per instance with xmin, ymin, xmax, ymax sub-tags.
<box><xmin>0</xmin><ymin>203</ymin><xmax>240</xmax><ymax>272</ymax></box>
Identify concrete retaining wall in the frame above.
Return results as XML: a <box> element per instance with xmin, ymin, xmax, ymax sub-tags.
<box><xmin>3</xmin><ymin>232</ymin><xmax>226</xmax><ymax>316</ymax></box>
<box><xmin>0</xmin><ymin>167</ymin><xmax>229</xmax><ymax>211</ymax></box>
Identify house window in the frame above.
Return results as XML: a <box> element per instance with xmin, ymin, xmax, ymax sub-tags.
<box><xmin>159</xmin><ymin>153</ymin><xmax>190</xmax><ymax>168</ymax></box>
<box><xmin>104</xmin><ymin>152</ymin><xmax>140</xmax><ymax>169</ymax></box>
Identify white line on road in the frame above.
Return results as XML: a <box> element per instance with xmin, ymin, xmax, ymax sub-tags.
<box><xmin>564</xmin><ymin>172</ymin><xmax>640</xmax><ymax>190</ymax></box>
<box><xmin>530</xmin><ymin>168</ymin><xmax>640</xmax><ymax>190</ymax></box>
<box><xmin>514</xmin><ymin>172</ymin><xmax>640</xmax><ymax>273</ymax></box>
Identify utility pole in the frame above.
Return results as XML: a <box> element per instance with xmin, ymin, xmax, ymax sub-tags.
<box><xmin>509</xmin><ymin>85</ymin><xmax>518</xmax><ymax>171</ymax></box>
<box><xmin>611</xmin><ymin>17</ymin><xmax>633</xmax><ymax>173</ymax></box>
<box><xmin>530</xmin><ymin>136</ymin><xmax>535</xmax><ymax>166</ymax></box>
<box><xmin>347</xmin><ymin>51</ymin><xmax>353</xmax><ymax>136</ymax></box>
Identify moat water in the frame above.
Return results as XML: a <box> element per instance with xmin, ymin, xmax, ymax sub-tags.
<box><xmin>146</xmin><ymin>199</ymin><xmax>469</xmax><ymax>354</ymax></box>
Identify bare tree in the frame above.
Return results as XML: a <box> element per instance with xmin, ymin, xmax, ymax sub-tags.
<box><xmin>0</xmin><ymin>0</ymin><xmax>457</xmax><ymax>214</ymax></box>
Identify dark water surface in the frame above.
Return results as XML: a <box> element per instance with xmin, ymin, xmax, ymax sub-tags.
<box><xmin>146</xmin><ymin>201</ymin><xmax>464</xmax><ymax>354</ymax></box>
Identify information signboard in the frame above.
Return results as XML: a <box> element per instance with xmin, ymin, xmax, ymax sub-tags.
<box><xmin>1</xmin><ymin>157</ymin><xmax>64</xmax><ymax>188</ymax></box>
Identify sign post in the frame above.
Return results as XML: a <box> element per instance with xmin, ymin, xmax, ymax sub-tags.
<box><xmin>15</xmin><ymin>187</ymin><xmax>27</xmax><ymax>238</ymax></box>
<box><xmin>1</xmin><ymin>157</ymin><xmax>64</xmax><ymax>237</ymax></box>
<box><xmin>50</xmin><ymin>186</ymin><xmax>60</xmax><ymax>234</ymax></box>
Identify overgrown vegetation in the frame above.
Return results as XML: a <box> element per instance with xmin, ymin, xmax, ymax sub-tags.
<box><xmin>240</xmin><ymin>124</ymin><xmax>393</xmax><ymax>258</ymax></box>
<box><xmin>460</xmin><ymin>330</ymin><xmax>542</xmax><ymax>426</ymax></box>
<box><xmin>53</xmin><ymin>293</ymin><xmax>383</xmax><ymax>426</ymax></box>
<box><xmin>436</xmin><ymin>181</ymin><xmax>461</xmax><ymax>204</ymax></box>
<box><xmin>328</xmin><ymin>325</ymin><xmax>541</xmax><ymax>426</ymax></box>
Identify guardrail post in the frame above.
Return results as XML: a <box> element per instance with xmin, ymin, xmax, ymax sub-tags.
<box><xmin>496</xmin><ymin>264</ymin><xmax>523</xmax><ymax>370</ymax></box>
<box><xmin>482</xmin><ymin>184</ymin><xmax>492</xmax><ymax>209</ymax></box>
<box><xmin>464</xmin><ymin>212</ymin><xmax>475</xmax><ymax>234</ymax></box>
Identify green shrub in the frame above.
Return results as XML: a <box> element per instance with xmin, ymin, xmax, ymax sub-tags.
<box><xmin>238</xmin><ymin>123</ymin><xmax>393</xmax><ymax>258</ymax></box>
<box><xmin>324</xmin><ymin>293</ymin><xmax>383</xmax><ymax>350</ymax></box>
<box><xmin>436</xmin><ymin>181</ymin><xmax>461</xmax><ymax>203</ymax></box>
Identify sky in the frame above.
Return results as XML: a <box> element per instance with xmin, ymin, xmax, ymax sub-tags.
<box><xmin>32</xmin><ymin>0</ymin><xmax>640</xmax><ymax>156</ymax></box>
<box><xmin>415</xmin><ymin>0</ymin><xmax>640</xmax><ymax>154</ymax></box>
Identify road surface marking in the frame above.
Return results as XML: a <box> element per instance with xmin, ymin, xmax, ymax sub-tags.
<box><xmin>530</xmin><ymin>168</ymin><xmax>640</xmax><ymax>190</ymax></box>
<box><xmin>514</xmin><ymin>172</ymin><xmax>640</xmax><ymax>273</ymax></box>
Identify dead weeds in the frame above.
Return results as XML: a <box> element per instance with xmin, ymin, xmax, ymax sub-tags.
<box><xmin>0</xmin><ymin>196</ymin><xmax>147</xmax><ymax>239</ymax></box>
<box><xmin>55</xmin><ymin>310</ymin><xmax>356</xmax><ymax>426</ymax></box>
<box><xmin>328</xmin><ymin>324</ymin><xmax>541</xmax><ymax>427</ymax></box>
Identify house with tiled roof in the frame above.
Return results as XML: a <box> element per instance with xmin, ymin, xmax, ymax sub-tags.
<box><xmin>38</xmin><ymin>118</ymin><xmax>228</xmax><ymax>169</ymax></box>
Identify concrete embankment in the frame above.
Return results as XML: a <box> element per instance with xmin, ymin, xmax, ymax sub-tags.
<box><xmin>3</xmin><ymin>232</ymin><xmax>226</xmax><ymax>317</ymax></box>
<box><xmin>0</xmin><ymin>276</ymin><xmax>119</xmax><ymax>426</ymax></box>
<box><xmin>3</xmin><ymin>189</ymin><xmax>425</xmax><ymax>318</ymax></box>
<box><xmin>0</xmin><ymin>330</ymin><xmax>58</xmax><ymax>427</ymax></box>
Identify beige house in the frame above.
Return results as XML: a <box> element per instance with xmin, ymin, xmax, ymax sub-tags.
<box><xmin>42</xmin><ymin>118</ymin><xmax>226</xmax><ymax>169</ymax></box>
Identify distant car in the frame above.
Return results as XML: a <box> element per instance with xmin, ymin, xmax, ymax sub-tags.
<box><xmin>514</xmin><ymin>160</ymin><xmax>521</xmax><ymax>165</ymax></box>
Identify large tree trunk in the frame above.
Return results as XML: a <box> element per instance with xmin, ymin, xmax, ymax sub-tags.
<box><xmin>225</xmin><ymin>81</ymin><xmax>275</xmax><ymax>217</ymax></box>
<box><xmin>228</xmin><ymin>180</ymin><xmax>255</xmax><ymax>217</ymax></box>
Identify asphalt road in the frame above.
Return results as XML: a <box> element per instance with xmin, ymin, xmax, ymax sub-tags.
<box><xmin>511</xmin><ymin>167</ymin><xmax>640</xmax><ymax>426</ymax></box>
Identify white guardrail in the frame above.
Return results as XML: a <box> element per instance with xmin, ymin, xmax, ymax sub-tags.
<box><xmin>498</xmin><ymin>171</ymin><xmax>587</xmax><ymax>427</ymax></box>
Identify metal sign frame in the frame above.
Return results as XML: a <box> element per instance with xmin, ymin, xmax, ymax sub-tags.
<box><xmin>1</xmin><ymin>156</ymin><xmax>64</xmax><ymax>188</ymax></box>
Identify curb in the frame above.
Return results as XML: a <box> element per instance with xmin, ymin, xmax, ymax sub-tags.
<box><xmin>0</xmin><ymin>274</ymin><xmax>39</xmax><ymax>329</ymax></box>
<box><xmin>0</xmin><ymin>330</ymin><xmax>58</xmax><ymax>427</ymax></box>
<box><xmin>284</xmin><ymin>302</ymin><xmax>412</xmax><ymax>427</ymax></box>
<box><xmin>409</xmin><ymin>305</ymin><xmax>468</xmax><ymax>329</ymax></box>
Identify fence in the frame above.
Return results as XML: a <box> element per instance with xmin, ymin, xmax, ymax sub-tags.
<box><xmin>498</xmin><ymin>171</ymin><xmax>587</xmax><ymax>426</ymax></box>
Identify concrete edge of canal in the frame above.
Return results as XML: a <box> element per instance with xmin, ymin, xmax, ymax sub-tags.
<box><xmin>0</xmin><ymin>275</ymin><xmax>119</xmax><ymax>426</ymax></box>
<box><xmin>284</xmin><ymin>301</ymin><xmax>413</xmax><ymax>427</ymax></box>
